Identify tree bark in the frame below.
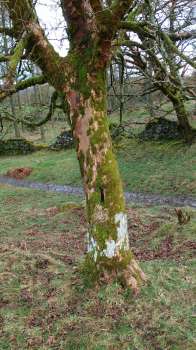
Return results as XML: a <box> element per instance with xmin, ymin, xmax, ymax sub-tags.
<box><xmin>127</xmin><ymin>0</ymin><xmax>195</xmax><ymax>143</ymax></box>
<box><xmin>171</xmin><ymin>92</ymin><xmax>195</xmax><ymax>143</ymax></box>
<box><xmin>3</xmin><ymin>0</ymin><xmax>146</xmax><ymax>292</ymax></box>
<box><xmin>119</xmin><ymin>55</ymin><xmax>125</xmax><ymax>125</ymax></box>
<box><xmin>67</xmin><ymin>63</ymin><xmax>146</xmax><ymax>292</ymax></box>
<box><xmin>32</xmin><ymin>73</ymin><xmax>46</xmax><ymax>142</ymax></box>
<box><xmin>10</xmin><ymin>96</ymin><xmax>21</xmax><ymax>138</ymax></box>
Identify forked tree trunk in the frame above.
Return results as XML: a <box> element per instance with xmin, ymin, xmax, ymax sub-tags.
<box><xmin>67</xmin><ymin>66</ymin><xmax>146</xmax><ymax>293</ymax></box>
<box><xmin>3</xmin><ymin>0</ymin><xmax>146</xmax><ymax>292</ymax></box>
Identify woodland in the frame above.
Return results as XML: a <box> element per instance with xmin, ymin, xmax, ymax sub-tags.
<box><xmin>0</xmin><ymin>1</ymin><xmax>195</xmax><ymax>349</ymax></box>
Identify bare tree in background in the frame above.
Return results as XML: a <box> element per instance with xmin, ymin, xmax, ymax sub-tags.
<box><xmin>121</xmin><ymin>0</ymin><xmax>196</xmax><ymax>142</ymax></box>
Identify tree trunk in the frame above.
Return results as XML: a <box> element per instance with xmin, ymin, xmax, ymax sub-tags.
<box><xmin>67</xmin><ymin>66</ymin><xmax>146</xmax><ymax>293</ymax></box>
<box><xmin>17</xmin><ymin>92</ymin><xmax>25</xmax><ymax>133</ymax></box>
<box><xmin>13</xmin><ymin>121</ymin><xmax>21</xmax><ymax>138</ymax></box>
<box><xmin>156</xmin><ymin>81</ymin><xmax>194</xmax><ymax>143</ymax></box>
<box><xmin>10</xmin><ymin>96</ymin><xmax>21</xmax><ymax>138</ymax></box>
<box><xmin>172</xmin><ymin>92</ymin><xmax>195</xmax><ymax>143</ymax></box>
<box><xmin>4</xmin><ymin>0</ymin><xmax>146</xmax><ymax>293</ymax></box>
<box><xmin>40</xmin><ymin>125</ymin><xmax>45</xmax><ymax>141</ymax></box>
<box><xmin>144</xmin><ymin>67</ymin><xmax>155</xmax><ymax>119</ymax></box>
<box><xmin>33</xmin><ymin>82</ymin><xmax>46</xmax><ymax>142</ymax></box>
<box><xmin>119</xmin><ymin>57</ymin><xmax>125</xmax><ymax>126</ymax></box>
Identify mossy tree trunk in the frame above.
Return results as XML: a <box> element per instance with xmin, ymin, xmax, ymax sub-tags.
<box><xmin>171</xmin><ymin>91</ymin><xmax>194</xmax><ymax>144</ymax></box>
<box><xmin>67</xmin><ymin>53</ymin><xmax>146</xmax><ymax>292</ymax></box>
<box><xmin>4</xmin><ymin>0</ymin><xmax>146</xmax><ymax>292</ymax></box>
<box><xmin>154</xmin><ymin>81</ymin><xmax>194</xmax><ymax>143</ymax></box>
<box><xmin>157</xmin><ymin>78</ymin><xmax>194</xmax><ymax>143</ymax></box>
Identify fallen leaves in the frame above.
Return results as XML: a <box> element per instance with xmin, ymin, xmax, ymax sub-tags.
<box><xmin>6</xmin><ymin>167</ymin><xmax>33</xmax><ymax>179</ymax></box>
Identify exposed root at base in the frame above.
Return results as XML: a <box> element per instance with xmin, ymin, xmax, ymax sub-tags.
<box><xmin>122</xmin><ymin>258</ymin><xmax>147</xmax><ymax>295</ymax></box>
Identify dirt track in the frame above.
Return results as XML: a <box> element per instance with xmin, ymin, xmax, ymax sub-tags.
<box><xmin>0</xmin><ymin>175</ymin><xmax>196</xmax><ymax>208</ymax></box>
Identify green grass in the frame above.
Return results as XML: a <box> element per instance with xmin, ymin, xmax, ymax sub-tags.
<box><xmin>117</xmin><ymin>139</ymin><xmax>196</xmax><ymax>195</ymax></box>
<box><xmin>1</xmin><ymin>138</ymin><xmax>196</xmax><ymax>196</ymax></box>
<box><xmin>0</xmin><ymin>185</ymin><xmax>195</xmax><ymax>349</ymax></box>
<box><xmin>0</xmin><ymin>148</ymin><xmax>81</xmax><ymax>185</ymax></box>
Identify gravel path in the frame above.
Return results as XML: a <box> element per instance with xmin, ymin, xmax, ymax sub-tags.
<box><xmin>0</xmin><ymin>175</ymin><xmax>196</xmax><ymax>208</ymax></box>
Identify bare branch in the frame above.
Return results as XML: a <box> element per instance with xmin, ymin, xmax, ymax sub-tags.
<box><xmin>24</xmin><ymin>91</ymin><xmax>59</xmax><ymax>127</ymax></box>
<box><xmin>0</xmin><ymin>54</ymin><xmax>10</xmax><ymax>62</ymax></box>
<box><xmin>0</xmin><ymin>75</ymin><xmax>46</xmax><ymax>101</ymax></box>
<box><xmin>0</xmin><ymin>26</ymin><xmax>15</xmax><ymax>36</ymax></box>
<box><xmin>170</xmin><ymin>30</ymin><xmax>196</xmax><ymax>41</ymax></box>
<box><xmin>160</xmin><ymin>31</ymin><xmax>196</xmax><ymax>69</ymax></box>
<box><xmin>4</xmin><ymin>0</ymin><xmax>68</xmax><ymax>91</ymax></box>
<box><xmin>4</xmin><ymin>34</ymin><xmax>28</xmax><ymax>90</ymax></box>
<box><xmin>110</xmin><ymin>0</ymin><xmax>135</xmax><ymax>22</ymax></box>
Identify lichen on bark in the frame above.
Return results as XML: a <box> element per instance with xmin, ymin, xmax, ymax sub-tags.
<box><xmin>67</xmin><ymin>57</ymin><xmax>146</xmax><ymax>292</ymax></box>
<box><xmin>3</xmin><ymin>0</ymin><xmax>147</xmax><ymax>293</ymax></box>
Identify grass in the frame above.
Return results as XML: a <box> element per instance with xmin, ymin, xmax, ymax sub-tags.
<box><xmin>117</xmin><ymin>139</ymin><xmax>196</xmax><ymax>195</ymax></box>
<box><xmin>1</xmin><ymin>102</ymin><xmax>195</xmax><ymax>349</ymax></box>
<box><xmin>0</xmin><ymin>138</ymin><xmax>196</xmax><ymax>196</ymax></box>
<box><xmin>0</xmin><ymin>184</ymin><xmax>195</xmax><ymax>349</ymax></box>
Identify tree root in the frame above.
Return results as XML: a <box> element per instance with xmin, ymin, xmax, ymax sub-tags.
<box><xmin>122</xmin><ymin>258</ymin><xmax>147</xmax><ymax>295</ymax></box>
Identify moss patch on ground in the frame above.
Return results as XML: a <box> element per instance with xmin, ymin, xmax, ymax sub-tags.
<box><xmin>0</xmin><ymin>185</ymin><xmax>195</xmax><ymax>349</ymax></box>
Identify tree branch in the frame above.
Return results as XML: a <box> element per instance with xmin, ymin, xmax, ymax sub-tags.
<box><xmin>24</xmin><ymin>91</ymin><xmax>59</xmax><ymax>127</ymax></box>
<box><xmin>160</xmin><ymin>31</ymin><xmax>196</xmax><ymax>69</ymax></box>
<box><xmin>4</xmin><ymin>34</ymin><xmax>28</xmax><ymax>90</ymax></box>
<box><xmin>0</xmin><ymin>54</ymin><xmax>10</xmax><ymax>62</ymax></box>
<box><xmin>0</xmin><ymin>75</ymin><xmax>46</xmax><ymax>101</ymax></box>
<box><xmin>60</xmin><ymin>0</ymin><xmax>95</xmax><ymax>48</ymax></box>
<box><xmin>170</xmin><ymin>31</ymin><xmax>196</xmax><ymax>41</ymax></box>
<box><xmin>0</xmin><ymin>26</ymin><xmax>15</xmax><ymax>37</ymax></box>
<box><xmin>120</xmin><ymin>20</ymin><xmax>155</xmax><ymax>38</ymax></box>
<box><xmin>4</xmin><ymin>0</ymin><xmax>68</xmax><ymax>91</ymax></box>
<box><xmin>110</xmin><ymin>0</ymin><xmax>135</xmax><ymax>22</ymax></box>
<box><xmin>120</xmin><ymin>21</ymin><xmax>196</xmax><ymax>42</ymax></box>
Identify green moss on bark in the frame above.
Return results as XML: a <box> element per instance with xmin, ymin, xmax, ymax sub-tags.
<box><xmin>68</xmin><ymin>47</ymin><xmax>145</xmax><ymax>290</ymax></box>
<box><xmin>82</xmin><ymin>250</ymin><xmax>135</xmax><ymax>287</ymax></box>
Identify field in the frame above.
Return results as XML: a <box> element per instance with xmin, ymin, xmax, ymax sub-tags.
<box><xmin>0</xmin><ymin>0</ymin><xmax>196</xmax><ymax>348</ymax></box>
<box><xmin>0</xmin><ymin>111</ymin><xmax>196</xmax><ymax>349</ymax></box>
<box><xmin>1</xmin><ymin>137</ymin><xmax>196</xmax><ymax>196</ymax></box>
<box><xmin>0</xmin><ymin>185</ymin><xmax>195</xmax><ymax>349</ymax></box>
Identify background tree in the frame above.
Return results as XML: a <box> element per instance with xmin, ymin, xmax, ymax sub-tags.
<box><xmin>120</xmin><ymin>0</ymin><xmax>196</xmax><ymax>142</ymax></box>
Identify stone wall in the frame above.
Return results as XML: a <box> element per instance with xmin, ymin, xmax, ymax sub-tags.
<box><xmin>0</xmin><ymin>139</ymin><xmax>36</xmax><ymax>156</ymax></box>
<box><xmin>49</xmin><ymin>130</ymin><xmax>74</xmax><ymax>150</ymax></box>
<box><xmin>139</xmin><ymin>118</ymin><xmax>181</xmax><ymax>141</ymax></box>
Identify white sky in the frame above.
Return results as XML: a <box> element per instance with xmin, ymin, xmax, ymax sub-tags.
<box><xmin>36</xmin><ymin>0</ymin><xmax>195</xmax><ymax>73</ymax></box>
<box><xmin>36</xmin><ymin>0</ymin><xmax>69</xmax><ymax>56</ymax></box>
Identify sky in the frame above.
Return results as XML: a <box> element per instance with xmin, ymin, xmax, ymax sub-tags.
<box><xmin>36</xmin><ymin>0</ymin><xmax>69</xmax><ymax>56</ymax></box>
<box><xmin>36</xmin><ymin>0</ymin><xmax>195</xmax><ymax>74</ymax></box>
